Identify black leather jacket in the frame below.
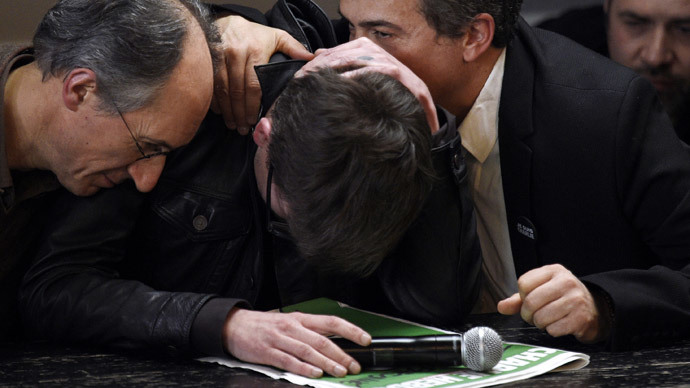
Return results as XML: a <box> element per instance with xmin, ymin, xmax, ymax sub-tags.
<box><xmin>19</xmin><ymin>0</ymin><xmax>482</xmax><ymax>357</ymax></box>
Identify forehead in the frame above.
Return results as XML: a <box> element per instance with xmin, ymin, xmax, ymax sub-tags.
<box><xmin>133</xmin><ymin>21</ymin><xmax>214</xmax><ymax>149</ymax></box>
<box><xmin>610</xmin><ymin>0</ymin><xmax>690</xmax><ymax>19</ymax></box>
<box><xmin>340</xmin><ymin>0</ymin><xmax>425</xmax><ymax>24</ymax></box>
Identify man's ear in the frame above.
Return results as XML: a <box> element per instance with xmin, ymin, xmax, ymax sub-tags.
<box><xmin>253</xmin><ymin>117</ymin><xmax>272</xmax><ymax>147</ymax></box>
<box><xmin>62</xmin><ymin>68</ymin><xmax>98</xmax><ymax>112</ymax></box>
<box><xmin>462</xmin><ymin>13</ymin><xmax>495</xmax><ymax>63</ymax></box>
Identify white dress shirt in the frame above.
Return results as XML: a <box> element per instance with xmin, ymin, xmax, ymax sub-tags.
<box><xmin>458</xmin><ymin>50</ymin><xmax>519</xmax><ymax>313</ymax></box>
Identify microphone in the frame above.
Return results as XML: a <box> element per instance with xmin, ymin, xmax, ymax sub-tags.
<box><xmin>331</xmin><ymin>326</ymin><xmax>503</xmax><ymax>372</ymax></box>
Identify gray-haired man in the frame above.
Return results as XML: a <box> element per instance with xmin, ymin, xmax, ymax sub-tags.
<box><xmin>1</xmin><ymin>0</ymin><xmax>219</xmax><ymax>338</ymax></box>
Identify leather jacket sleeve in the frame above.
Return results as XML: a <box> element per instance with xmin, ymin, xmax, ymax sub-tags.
<box><xmin>18</xmin><ymin>182</ymin><xmax>244</xmax><ymax>355</ymax></box>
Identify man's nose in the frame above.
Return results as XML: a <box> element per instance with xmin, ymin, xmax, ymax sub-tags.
<box><xmin>641</xmin><ymin>28</ymin><xmax>674</xmax><ymax>67</ymax></box>
<box><xmin>127</xmin><ymin>156</ymin><xmax>166</xmax><ymax>193</ymax></box>
<box><xmin>351</xmin><ymin>28</ymin><xmax>365</xmax><ymax>40</ymax></box>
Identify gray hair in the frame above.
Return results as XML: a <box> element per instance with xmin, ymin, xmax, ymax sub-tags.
<box><xmin>418</xmin><ymin>0</ymin><xmax>523</xmax><ymax>47</ymax></box>
<box><xmin>33</xmin><ymin>0</ymin><xmax>221</xmax><ymax>113</ymax></box>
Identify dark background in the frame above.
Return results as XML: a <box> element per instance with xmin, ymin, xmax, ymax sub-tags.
<box><xmin>1</xmin><ymin>0</ymin><xmax>603</xmax><ymax>44</ymax></box>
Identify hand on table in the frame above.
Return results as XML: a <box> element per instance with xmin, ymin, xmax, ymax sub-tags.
<box><xmin>497</xmin><ymin>264</ymin><xmax>611</xmax><ymax>343</ymax></box>
<box><xmin>223</xmin><ymin>308</ymin><xmax>371</xmax><ymax>378</ymax></box>
<box><xmin>213</xmin><ymin>15</ymin><xmax>314</xmax><ymax>134</ymax></box>
<box><xmin>297</xmin><ymin>37</ymin><xmax>440</xmax><ymax>134</ymax></box>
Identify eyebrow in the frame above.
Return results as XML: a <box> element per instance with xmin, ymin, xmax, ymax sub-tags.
<box><xmin>618</xmin><ymin>10</ymin><xmax>690</xmax><ymax>25</ymax></box>
<box><xmin>672</xmin><ymin>18</ymin><xmax>690</xmax><ymax>24</ymax></box>
<box><xmin>617</xmin><ymin>10</ymin><xmax>649</xmax><ymax>21</ymax></box>
<box><xmin>337</xmin><ymin>8</ymin><xmax>404</xmax><ymax>32</ymax></box>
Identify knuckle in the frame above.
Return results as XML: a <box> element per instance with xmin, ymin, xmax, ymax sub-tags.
<box><xmin>313</xmin><ymin>335</ymin><xmax>331</xmax><ymax>350</ymax></box>
<box><xmin>516</xmin><ymin>277</ymin><xmax>528</xmax><ymax>290</ymax></box>
<box><xmin>323</xmin><ymin>315</ymin><xmax>343</xmax><ymax>328</ymax></box>
<box><xmin>275</xmin><ymin>30</ymin><xmax>292</xmax><ymax>43</ymax></box>
<box><xmin>214</xmin><ymin>83</ymin><xmax>230</xmax><ymax>96</ymax></box>
<box><xmin>275</xmin><ymin>318</ymin><xmax>297</xmax><ymax>333</ymax></box>
<box><xmin>531</xmin><ymin>315</ymin><xmax>542</xmax><ymax>329</ymax></box>
<box><xmin>246</xmin><ymin>45</ymin><xmax>266</xmax><ymax>61</ymax></box>
<box><xmin>294</xmin><ymin>343</ymin><xmax>314</xmax><ymax>360</ymax></box>
<box><xmin>274</xmin><ymin>352</ymin><xmax>294</xmax><ymax>369</ymax></box>
<box><xmin>553</xmin><ymin>263</ymin><xmax>567</xmax><ymax>272</ymax></box>
<box><xmin>246</xmin><ymin>78</ymin><xmax>262</xmax><ymax>91</ymax></box>
<box><xmin>562</xmin><ymin>276</ymin><xmax>578</xmax><ymax>289</ymax></box>
<box><xmin>287</xmin><ymin>311</ymin><xmax>305</xmax><ymax>320</ymax></box>
<box><xmin>228</xmin><ymin>88</ymin><xmax>247</xmax><ymax>100</ymax></box>
<box><xmin>521</xmin><ymin>296</ymin><xmax>537</xmax><ymax>312</ymax></box>
<box><xmin>545</xmin><ymin>325</ymin><xmax>563</xmax><ymax>338</ymax></box>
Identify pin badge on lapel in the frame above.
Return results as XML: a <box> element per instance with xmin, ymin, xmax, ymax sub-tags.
<box><xmin>517</xmin><ymin>216</ymin><xmax>537</xmax><ymax>240</ymax></box>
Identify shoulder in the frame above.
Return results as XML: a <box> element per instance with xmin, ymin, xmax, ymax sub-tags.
<box><xmin>509</xmin><ymin>19</ymin><xmax>640</xmax><ymax>96</ymax></box>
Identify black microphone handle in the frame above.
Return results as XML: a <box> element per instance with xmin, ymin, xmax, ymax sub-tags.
<box><xmin>331</xmin><ymin>335</ymin><xmax>464</xmax><ymax>368</ymax></box>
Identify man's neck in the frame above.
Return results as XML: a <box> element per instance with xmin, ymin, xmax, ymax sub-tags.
<box><xmin>4</xmin><ymin>62</ymin><xmax>55</xmax><ymax>171</ymax></box>
<box><xmin>443</xmin><ymin>47</ymin><xmax>503</xmax><ymax>122</ymax></box>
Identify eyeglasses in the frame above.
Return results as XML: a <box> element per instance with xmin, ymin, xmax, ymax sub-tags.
<box><xmin>102</xmin><ymin>90</ymin><xmax>170</xmax><ymax>161</ymax></box>
<box><xmin>115</xmin><ymin>107</ymin><xmax>170</xmax><ymax>161</ymax></box>
<box><xmin>265</xmin><ymin>164</ymin><xmax>293</xmax><ymax>241</ymax></box>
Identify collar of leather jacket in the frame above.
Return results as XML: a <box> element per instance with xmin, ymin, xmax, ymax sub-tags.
<box><xmin>254</xmin><ymin>0</ymin><xmax>340</xmax><ymax>115</ymax></box>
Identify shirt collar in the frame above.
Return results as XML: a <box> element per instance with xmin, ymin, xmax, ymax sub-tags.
<box><xmin>458</xmin><ymin>49</ymin><xmax>506</xmax><ymax>163</ymax></box>
<box><xmin>1</xmin><ymin>46</ymin><xmax>37</xmax><ymax>212</ymax></box>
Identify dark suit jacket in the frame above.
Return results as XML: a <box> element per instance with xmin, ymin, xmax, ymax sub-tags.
<box><xmin>500</xmin><ymin>19</ymin><xmax>690</xmax><ymax>350</ymax></box>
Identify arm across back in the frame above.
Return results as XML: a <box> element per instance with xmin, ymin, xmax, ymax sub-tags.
<box><xmin>20</xmin><ymin>117</ymin><xmax>254</xmax><ymax>356</ymax></box>
<box><xmin>19</xmin><ymin>184</ymin><xmax>231</xmax><ymax>352</ymax></box>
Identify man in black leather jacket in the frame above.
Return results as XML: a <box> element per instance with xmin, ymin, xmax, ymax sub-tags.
<box><xmin>20</xmin><ymin>0</ymin><xmax>481</xmax><ymax>379</ymax></box>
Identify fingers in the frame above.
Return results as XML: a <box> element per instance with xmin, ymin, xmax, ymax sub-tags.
<box><xmin>299</xmin><ymin>312</ymin><xmax>372</xmax><ymax>346</ymax></box>
<box><xmin>212</xmin><ymin>49</ymin><xmax>239</xmax><ymax>131</ymax></box>
<box><xmin>241</xmin><ymin>82</ymin><xmax>261</xmax><ymax>135</ymax></box>
<box><xmin>497</xmin><ymin>292</ymin><xmax>522</xmax><ymax>315</ymax></box>
<box><xmin>299</xmin><ymin>38</ymin><xmax>440</xmax><ymax>133</ymax></box>
<box><xmin>516</xmin><ymin>264</ymin><xmax>565</xmax><ymax>298</ymax></box>
<box><xmin>259</xmin><ymin>346</ymin><xmax>325</xmax><ymax>378</ymax></box>
<box><xmin>223</xmin><ymin>309</ymin><xmax>368</xmax><ymax>378</ymax></box>
<box><xmin>269</xmin><ymin>331</ymin><xmax>350</xmax><ymax>378</ymax></box>
<box><xmin>214</xmin><ymin>16</ymin><xmax>313</xmax><ymax>134</ymax></box>
<box><xmin>301</xmin><ymin>38</ymin><xmax>393</xmax><ymax>74</ymax></box>
<box><xmin>295</xmin><ymin>312</ymin><xmax>370</xmax><ymax>374</ymax></box>
<box><xmin>529</xmin><ymin>296</ymin><xmax>570</xmax><ymax>331</ymax></box>
<box><xmin>511</xmin><ymin>264</ymin><xmax>605</xmax><ymax>343</ymax></box>
<box><xmin>274</xmin><ymin>30</ymin><xmax>314</xmax><ymax>61</ymax></box>
<box><xmin>222</xmin><ymin>37</ymin><xmax>258</xmax><ymax>135</ymax></box>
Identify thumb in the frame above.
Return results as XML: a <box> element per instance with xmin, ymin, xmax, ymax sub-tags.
<box><xmin>497</xmin><ymin>293</ymin><xmax>522</xmax><ymax>315</ymax></box>
<box><xmin>275</xmin><ymin>31</ymin><xmax>314</xmax><ymax>61</ymax></box>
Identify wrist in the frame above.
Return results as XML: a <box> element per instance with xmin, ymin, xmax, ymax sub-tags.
<box><xmin>590</xmin><ymin>286</ymin><xmax>615</xmax><ymax>343</ymax></box>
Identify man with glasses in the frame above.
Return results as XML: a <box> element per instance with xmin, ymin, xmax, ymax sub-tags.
<box><xmin>0</xmin><ymin>0</ymin><xmax>317</xmax><ymax>339</ymax></box>
<box><xmin>1</xmin><ymin>0</ymin><xmax>302</xmax><ymax>340</ymax></box>
<box><xmin>20</xmin><ymin>7</ymin><xmax>481</xmax><ymax>378</ymax></box>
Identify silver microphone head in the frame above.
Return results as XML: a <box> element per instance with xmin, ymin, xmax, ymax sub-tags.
<box><xmin>461</xmin><ymin>326</ymin><xmax>504</xmax><ymax>372</ymax></box>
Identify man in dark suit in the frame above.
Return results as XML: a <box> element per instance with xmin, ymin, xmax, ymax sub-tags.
<box><xmin>329</xmin><ymin>0</ymin><xmax>690</xmax><ymax>349</ymax></box>
<box><xmin>539</xmin><ymin>0</ymin><xmax>690</xmax><ymax>144</ymax></box>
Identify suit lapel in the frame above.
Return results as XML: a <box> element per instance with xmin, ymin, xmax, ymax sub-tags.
<box><xmin>498</xmin><ymin>19</ymin><xmax>539</xmax><ymax>276</ymax></box>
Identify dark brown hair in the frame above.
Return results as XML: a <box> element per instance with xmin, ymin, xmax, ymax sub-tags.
<box><xmin>269</xmin><ymin>68</ymin><xmax>435</xmax><ymax>277</ymax></box>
